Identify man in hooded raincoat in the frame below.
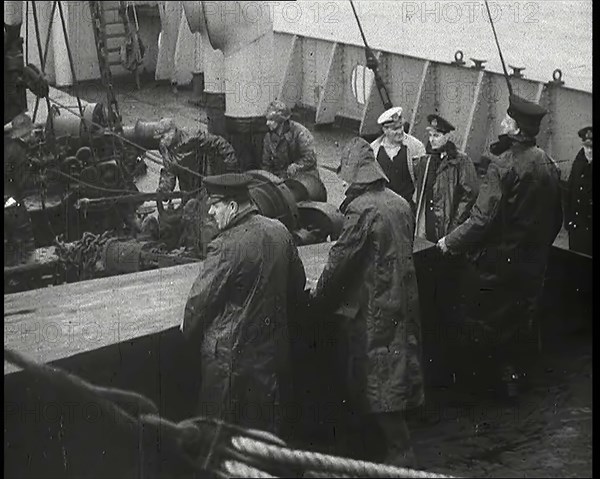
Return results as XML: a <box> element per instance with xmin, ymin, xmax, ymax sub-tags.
<box><xmin>181</xmin><ymin>173</ymin><xmax>307</xmax><ymax>435</ymax></box>
<box><xmin>311</xmin><ymin>138</ymin><xmax>424</xmax><ymax>467</ymax></box>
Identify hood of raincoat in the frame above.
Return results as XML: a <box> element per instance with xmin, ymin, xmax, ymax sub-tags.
<box><xmin>338</xmin><ymin>137</ymin><xmax>389</xmax><ymax>185</ymax></box>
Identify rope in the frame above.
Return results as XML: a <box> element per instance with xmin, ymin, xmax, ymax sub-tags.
<box><xmin>32</xmin><ymin>1</ymin><xmax>57</xmax><ymax>124</ymax></box>
<box><xmin>349</xmin><ymin>0</ymin><xmax>392</xmax><ymax>110</ymax></box>
<box><xmin>4</xmin><ymin>347</ymin><xmax>457</xmax><ymax>479</ymax></box>
<box><xmin>483</xmin><ymin>0</ymin><xmax>513</xmax><ymax>96</ymax></box>
<box><xmin>230</xmin><ymin>437</ymin><xmax>454</xmax><ymax>478</ymax></box>
<box><xmin>56</xmin><ymin>1</ymin><xmax>88</xmax><ymax>130</ymax></box>
<box><xmin>222</xmin><ymin>460</ymin><xmax>276</xmax><ymax>478</ymax></box>
<box><xmin>30</xmin><ymin>1</ymin><xmax>55</xmax><ymax>137</ymax></box>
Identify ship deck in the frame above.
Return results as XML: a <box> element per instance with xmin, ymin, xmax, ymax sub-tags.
<box><xmin>5</xmin><ymin>79</ymin><xmax>592</xmax><ymax>478</ymax></box>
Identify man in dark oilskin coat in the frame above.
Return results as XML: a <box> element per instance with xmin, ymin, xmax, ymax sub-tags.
<box><xmin>180</xmin><ymin>173</ymin><xmax>306</xmax><ymax>436</ymax></box>
<box><xmin>413</xmin><ymin>114</ymin><xmax>479</xmax><ymax>386</ymax></box>
<box><xmin>261</xmin><ymin>100</ymin><xmax>319</xmax><ymax>180</ymax></box>
<box><xmin>564</xmin><ymin>126</ymin><xmax>592</xmax><ymax>256</ymax></box>
<box><xmin>311</xmin><ymin>137</ymin><xmax>424</xmax><ymax>468</ymax></box>
<box><xmin>142</xmin><ymin>119</ymin><xmax>240</xmax><ymax>255</ymax></box>
<box><xmin>437</xmin><ymin>94</ymin><xmax>563</xmax><ymax>399</ymax></box>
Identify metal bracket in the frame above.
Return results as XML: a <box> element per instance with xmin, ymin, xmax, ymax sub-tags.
<box><xmin>548</xmin><ymin>69</ymin><xmax>565</xmax><ymax>87</ymax></box>
<box><xmin>451</xmin><ymin>50</ymin><xmax>466</xmax><ymax>67</ymax></box>
<box><xmin>470</xmin><ymin>58</ymin><xmax>487</xmax><ymax>70</ymax></box>
<box><xmin>509</xmin><ymin>65</ymin><xmax>526</xmax><ymax>79</ymax></box>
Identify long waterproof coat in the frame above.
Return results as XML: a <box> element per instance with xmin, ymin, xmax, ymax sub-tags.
<box><xmin>181</xmin><ymin>208</ymin><xmax>306</xmax><ymax>434</ymax></box>
<box><xmin>313</xmin><ymin>183</ymin><xmax>424</xmax><ymax>414</ymax></box>
<box><xmin>414</xmin><ymin>144</ymin><xmax>479</xmax><ymax>242</ymax></box>
<box><xmin>261</xmin><ymin>120</ymin><xmax>319</xmax><ymax>179</ymax></box>
<box><xmin>445</xmin><ymin>141</ymin><xmax>562</xmax><ymax>347</ymax></box>
<box><xmin>564</xmin><ymin>148</ymin><xmax>592</xmax><ymax>256</ymax></box>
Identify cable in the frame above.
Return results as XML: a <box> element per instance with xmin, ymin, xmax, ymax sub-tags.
<box><xmin>57</xmin><ymin>1</ymin><xmax>88</xmax><ymax>133</ymax></box>
<box><xmin>47</xmin><ymin>168</ymin><xmax>139</xmax><ymax>195</ymax></box>
<box><xmin>483</xmin><ymin>0</ymin><xmax>513</xmax><ymax>96</ymax></box>
<box><xmin>32</xmin><ymin>0</ymin><xmax>57</xmax><ymax>124</ymax></box>
<box><xmin>31</xmin><ymin>1</ymin><xmax>55</xmax><ymax>136</ymax></box>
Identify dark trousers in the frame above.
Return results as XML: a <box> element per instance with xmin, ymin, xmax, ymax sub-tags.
<box><xmin>456</xmin><ymin>263</ymin><xmax>542</xmax><ymax>390</ymax></box>
<box><xmin>423</xmin><ymin>252</ymin><xmax>472</xmax><ymax>387</ymax></box>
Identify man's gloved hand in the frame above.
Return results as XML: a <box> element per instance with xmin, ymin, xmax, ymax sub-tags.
<box><xmin>287</xmin><ymin>163</ymin><xmax>302</xmax><ymax>177</ymax></box>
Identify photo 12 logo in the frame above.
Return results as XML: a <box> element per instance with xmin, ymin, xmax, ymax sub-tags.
<box><xmin>400</xmin><ymin>2</ymin><xmax>540</xmax><ymax>24</ymax></box>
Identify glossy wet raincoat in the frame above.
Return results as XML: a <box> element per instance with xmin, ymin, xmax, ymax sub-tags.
<box><xmin>181</xmin><ymin>207</ymin><xmax>306</xmax><ymax>434</ymax></box>
<box><xmin>445</xmin><ymin>139</ymin><xmax>563</xmax><ymax>356</ymax></box>
<box><xmin>313</xmin><ymin>138</ymin><xmax>425</xmax><ymax>414</ymax></box>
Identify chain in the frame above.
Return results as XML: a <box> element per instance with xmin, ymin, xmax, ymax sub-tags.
<box><xmin>54</xmin><ymin>231</ymin><xmax>113</xmax><ymax>280</ymax></box>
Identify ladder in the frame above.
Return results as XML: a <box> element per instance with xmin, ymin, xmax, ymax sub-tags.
<box><xmin>88</xmin><ymin>1</ymin><xmax>144</xmax><ymax>131</ymax></box>
<box><xmin>88</xmin><ymin>0</ymin><xmax>124</xmax><ymax>132</ymax></box>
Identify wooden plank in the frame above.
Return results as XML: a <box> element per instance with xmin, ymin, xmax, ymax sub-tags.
<box><xmin>4</xmin><ymin>237</ymin><xmax>434</xmax><ymax>375</ymax></box>
<box><xmin>4</xmin><ymin>242</ymin><xmax>332</xmax><ymax>374</ymax></box>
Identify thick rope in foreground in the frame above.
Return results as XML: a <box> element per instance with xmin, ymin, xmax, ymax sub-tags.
<box><xmin>230</xmin><ymin>436</ymin><xmax>454</xmax><ymax>478</ymax></box>
<box><xmin>222</xmin><ymin>460</ymin><xmax>277</xmax><ymax>478</ymax></box>
<box><xmin>5</xmin><ymin>348</ymin><xmax>455</xmax><ymax>478</ymax></box>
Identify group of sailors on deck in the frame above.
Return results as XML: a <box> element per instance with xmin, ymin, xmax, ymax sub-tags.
<box><xmin>144</xmin><ymin>95</ymin><xmax>591</xmax><ymax>467</ymax></box>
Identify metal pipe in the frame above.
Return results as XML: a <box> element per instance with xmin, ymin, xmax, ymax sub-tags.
<box><xmin>183</xmin><ymin>1</ymin><xmax>274</xmax><ymax>118</ymax></box>
<box><xmin>4</xmin><ymin>1</ymin><xmax>23</xmax><ymax>26</ymax></box>
<box><xmin>74</xmin><ymin>191</ymin><xmax>194</xmax><ymax>209</ymax></box>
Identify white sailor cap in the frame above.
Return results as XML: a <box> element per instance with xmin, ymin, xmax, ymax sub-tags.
<box><xmin>377</xmin><ymin>106</ymin><xmax>403</xmax><ymax>126</ymax></box>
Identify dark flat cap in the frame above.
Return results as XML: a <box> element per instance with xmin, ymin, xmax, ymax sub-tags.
<box><xmin>507</xmin><ymin>94</ymin><xmax>547</xmax><ymax>137</ymax></box>
<box><xmin>426</xmin><ymin>114</ymin><xmax>455</xmax><ymax>134</ymax></box>
<box><xmin>578</xmin><ymin>126</ymin><xmax>592</xmax><ymax>141</ymax></box>
<box><xmin>204</xmin><ymin>173</ymin><xmax>253</xmax><ymax>202</ymax></box>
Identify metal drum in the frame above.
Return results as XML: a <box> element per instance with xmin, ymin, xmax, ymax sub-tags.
<box><xmin>49</xmin><ymin>102</ymin><xmax>106</xmax><ymax>139</ymax></box>
<box><xmin>285</xmin><ymin>173</ymin><xmax>328</xmax><ymax>202</ymax></box>
<box><xmin>246</xmin><ymin>170</ymin><xmax>299</xmax><ymax>231</ymax></box>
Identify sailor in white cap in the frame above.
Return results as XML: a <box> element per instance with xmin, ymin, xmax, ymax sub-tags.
<box><xmin>370</xmin><ymin>106</ymin><xmax>426</xmax><ymax>210</ymax></box>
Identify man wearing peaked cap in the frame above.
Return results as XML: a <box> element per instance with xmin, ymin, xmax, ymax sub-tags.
<box><xmin>311</xmin><ymin>137</ymin><xmax>424</xmax><ymax>468</ymax></box>
<box><xmin>370</xmin><ymin>106</ymin><xmax>426</xmax><ymax>210</ymax></box>
<box><xmin>436</xmin><ymin>93</ymin><xmax>563</xmax><ymax>400</ymax></box>
<box><xmin>578</xmin><ymin>126</ymin><xmax>592</xmax><ymax>144</ymax></box>
<box><xmin>564</xmin><ymin>125</ymin><xmax>592</xmax><ymax>256</ymax></box>
<box><xmin>506</xmin><ymin>94</ymin><xmax>547</xmax><ymax>138</ymax></box>
<box><xmin>181</xmin><ymin>171</ymin><xmax>306</xmax><ymax>435</ymax></box>
<box><xmin>204</xmin><ymin>173</ymin><xmax>253</xmax><ymax>202</ymax></box>
<box><xmin>413</xmin><ymin>114</ymin><xmax>479</xmax><ymax>386</ymax></box>
<box><xmin>415</xmin><ymin>113</ymin><xmax>478</xmax><ymax>244</ymax></box>
<box><xmin>425</xmin><ymin>114</ymin><xmax>455</xmax><ymax>134</ymax></box>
